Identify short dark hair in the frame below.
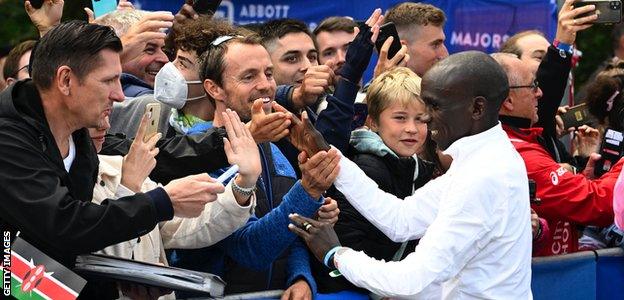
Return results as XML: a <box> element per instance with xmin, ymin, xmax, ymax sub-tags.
<box><xmin>313</xmin><ymin>16</ymin><xmax>356</xmax><ymax>36</ymax></box>
<box><xmin>384</xmin><ymin>2</ymin><xmax>446</xmax><ymax>36</ymax></box>
<box><xmin>258</xmin><ymin>18</ymin><xmax>315</xmax><ymax>52</ymax></box>
<box><xmin>31</xmin><ymin>21</ymin><xmax>122</xmax><ymax>90</ymax></box>
<box><xmin>3</xmin><ymin>40</ymin><xmax>36</xmax><ymax>80</ymax></box>
<box><xmin>499</xmin><ymin>30</ymin><xmax>544</xmax><ymax>58</ymax></box>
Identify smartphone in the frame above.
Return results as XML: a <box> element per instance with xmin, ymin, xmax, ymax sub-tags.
<box><xmin>573</xmin><ymin>0</ymin><xmax>622</xmax><ymax>24</ymax></box>
<box><xmin>143</xmin><ymin>103</ymin><xmax>161</xmax><ymax>143</ymax></box>
<box><xmin>595</xmin><ymin>128</ymin><xmax>624</xmax><ymax>177</ymax></box>
<box><xmin>561</xmin><ymin>103</ymin><xmax>592</xmax><ymax>129</ymax></box>
<box><xmin>92</xmin><ymin>0</ymin><xmax>118</xmax><ymax>18</ymax></box>
<box><xmin>375</xmin><ymin>22</ymin><xmax>403</xmax><ymax>60</ymax></box>
<box><xmin>193</xmin><ymin>0</ymin><xmax>222</xmax><ymax>15</ymax></box>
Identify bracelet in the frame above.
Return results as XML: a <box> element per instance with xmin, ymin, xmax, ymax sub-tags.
<box><xmin>231</xmin><ymin>175</ymin><xmax>256</xmax><ymax>197</ymax></box>
<box><xmin>323</xmin><ymin>246</ymin><xmax>342</xmax><ymax>269</ymax></box>
<box><xmin>553</xmin><ymin>40</ymin><xmax>573</xmax><ymax>57</ymax></box>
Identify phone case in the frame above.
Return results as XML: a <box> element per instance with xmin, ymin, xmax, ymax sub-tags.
<box><xmin>92</xmin><ymin>0</ymin><xmax>118</xmax><ymax>18</ymax></box>
<box><xmin>575</xmin><ymin>0</ymin><xmax>622</xmax><ymax>24</ymax></box>
<box><xmin>144</xmin><ymin>103</ymin><xmax>161</xmax><ymax>142</ymax></box>
<box><xmin>561</xmin><ymin>104</ymin><xmax>591</xmax><ymax>129</ymax></box>
<box><xmin>375</xmin><ymin>22</ymin><xmax>403</xmax><ymax>60</ymax></box>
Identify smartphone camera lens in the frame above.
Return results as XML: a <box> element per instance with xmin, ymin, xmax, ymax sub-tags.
<box><xmin>611</xmin><ymin>1</ymin><xmax>621</xmax><ymax>10</ymax></box>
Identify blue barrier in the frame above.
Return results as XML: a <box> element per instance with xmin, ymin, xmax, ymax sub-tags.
<box><xmin>220</xmin><ymin>248</ymin><xmax>624</xmax><ymax>299</ymax></box>
<box><xmin>532</xmin><ymin>248</ymin><xmax>624</xmax><ymax>300</ymax></box>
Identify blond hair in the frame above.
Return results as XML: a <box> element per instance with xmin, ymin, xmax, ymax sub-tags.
<box><xmin>365</xmin><ymin>67</ymin><xmax>423</xmax><ymax>123</ymax></box>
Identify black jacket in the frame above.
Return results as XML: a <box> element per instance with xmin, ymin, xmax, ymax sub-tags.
<box><xmin>0</xmin><ymin>80</ymin><xmax>172</xmax><ymax>298</ymax></box>
<box><xmin>314</xmin><ymin>130</ymin><xmax>435</xmax><ymax>293</ymax></box>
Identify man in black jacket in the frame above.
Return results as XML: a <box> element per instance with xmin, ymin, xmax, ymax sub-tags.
<box><xmin>0</xmin><ymin>21</ymin><xmax>225</xmax><ymax>298</ymax></box>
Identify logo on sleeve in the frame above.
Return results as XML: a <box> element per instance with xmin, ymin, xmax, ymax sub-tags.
<box><xmin>549</xmin><ymin>167</ymin><xmax>568</xmax><ymax>186</ymax></box>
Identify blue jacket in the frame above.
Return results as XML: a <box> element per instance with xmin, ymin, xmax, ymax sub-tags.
<box><xmin>169</xmin><ymin>142</ymin><xmax>322</xmax><ymax>296</ymax></box>
<box><xmin>120</xmin><ymin>73</ymin><xmax>153</xmax><ymax>98</ymax></box>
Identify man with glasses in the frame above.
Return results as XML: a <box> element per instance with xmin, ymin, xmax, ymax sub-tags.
<box><xmin>493</xmin><ymin>53</ymin><xmax>624</xmax><ymax>257</ymax></box>
<box><xmin>2</xmin><ymin>40</ymin><xmax>35</xmax><ymax>89</ymax></box>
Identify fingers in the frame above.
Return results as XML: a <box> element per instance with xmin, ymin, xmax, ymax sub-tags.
<box><xmin>25</xmin><ymin>1</ymin><xmax>34</xmax><ymax>14</ymax></box>
<box><xmin>135</xmin><ymin>113</ymin><xmax>149</xmax><ymax>141</ymax></box>
<box><xmin>390</xmin><ymin>44</ymin><xmax>409</xmax><ymax>65</ymax></box>
<box><xmin>298</xmin><ymin>151</ymin><xmax>309</xmax><ymax>165</ymax></box>
<box><xmin>288</xmin><ymin>223</ymin><xmax>310</xmax><ymax>240</ymax></box>
<box><xmin>84</xmin><ymin>7</ymin><xmax>95</xmax><ymax>23</ymax></box>
<box><xmin>251</xmin><ymin>98</ymin><xmax>265</xmax><ymax>117</ymax></box>
<box><xmin>365</xmin><ymin>8</ymin><xmax>382</xmax><ymax>27</ymax></box>
<box><xmin>221</xmin><ymin>110</ymin><xmax>237</xmax><ymax>140</ymax></box>
<box><xmin>319</xmin><ymin>198</ymin><xmax>337</xmax><ymax>212</ymax></box>
<box><xmin>379</xmin><ymin>36</ymin><xmax>394</xmax><ymax>59</ymax></box>
<box><xmin>272</xmin><ymin>102</ymin><xmax>290</xmax><ymax>114</ymax></box>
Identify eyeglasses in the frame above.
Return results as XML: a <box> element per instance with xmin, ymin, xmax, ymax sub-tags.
<box><xmin>509</xmin><ymin>79</ymin><xmax>539</xmax><ymax>93</ymax></box>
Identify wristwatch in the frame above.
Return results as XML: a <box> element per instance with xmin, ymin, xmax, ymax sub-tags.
<box><xmin>231</xmin><ymin>175</ymin><xmax>256</xmax><ymax>197</ymax></box>
<box><xmin>553</xmin><ymin>39</ymin><xmax>573</xmax><ymax>58</ymax></box>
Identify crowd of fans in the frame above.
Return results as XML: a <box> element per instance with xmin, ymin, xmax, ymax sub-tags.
<box><xmin>1</xmin><ymin>0</ymin><xmax>624</xmax><ymax>299</ymax></box>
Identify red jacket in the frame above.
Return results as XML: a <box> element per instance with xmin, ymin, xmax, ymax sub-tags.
<box><xmin>503</xmin><ymin>124</ymin><xmax>623</xmax><ymax>256</ymax></box>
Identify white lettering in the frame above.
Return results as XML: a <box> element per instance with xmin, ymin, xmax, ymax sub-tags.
<box><xmin>451</xmin><ymin>31</ymin><xmax>464</xmax><ymax>45</ymax></box>
<box><xmin>492</xmin><ymin>34</ymin><xmax>502</xmax><ymax>48</ymax></box>
<box><xmin>239</xmin><ymin>4</ymin><xmax>290</xmax><ymax>19</ymax></box>
<box><xmin>480</xmin><ymin>33</ymin><xmax>491</xmax><ymax>48</ymax></box>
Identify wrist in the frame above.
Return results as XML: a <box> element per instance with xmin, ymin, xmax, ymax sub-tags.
<box><xmin>235</xmin><ymin>173</ymin><xmax>258</xmax><ymax>188</ymax></box>
<box><xmin>553</xmin><ymin>39</ymin><xmax>574</xmax><ymax>54</ymax></box>
<box><xmin>323</xmin><ymin>245</ymin><xmax>342</xmax><ymax>269</ymax></box>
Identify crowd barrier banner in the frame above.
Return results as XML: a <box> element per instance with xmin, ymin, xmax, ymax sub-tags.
<box><xmin>135</xmin><ymin>0</ymin><xmax>558</xmax><ymax>53</ymax></box>
<box><xmin>134</xmin><ymin>0</ymin><xmax>557</xmax><ymax>80</ymax></box>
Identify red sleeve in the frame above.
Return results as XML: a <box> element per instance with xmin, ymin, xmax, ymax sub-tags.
<box><xmin>517</xmin><ymin>142</ymin><xmax>623</xmax><ymax>227</ymax></box>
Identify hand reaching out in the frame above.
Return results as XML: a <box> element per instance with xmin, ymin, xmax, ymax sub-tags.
<box><xmin>25</xmin><ymin>0</ymin><xmax>64</xmax><ymax>37</ymax></box>
<box><xmin>288</xmin><ymin>111</ymin><xmax>330</xmax><ymax>156</ymax></box>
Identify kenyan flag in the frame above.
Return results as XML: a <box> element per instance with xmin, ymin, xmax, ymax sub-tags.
<box><xmin>2</xmin><ymin>237</ymin><xmax>86</xmax><ymax>300</ymax></box>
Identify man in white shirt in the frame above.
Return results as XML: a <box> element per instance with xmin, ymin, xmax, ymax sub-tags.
<box><xmin>289</xmin><ymin>51</ymin><xmax>533</xmax><ymax>299</ymax></box>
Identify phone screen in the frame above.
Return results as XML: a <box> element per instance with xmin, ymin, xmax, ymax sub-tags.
<box><xmin>92</xmin><ymin>0</ymin><xmax>118</xmax><ymax>18</ymax></box>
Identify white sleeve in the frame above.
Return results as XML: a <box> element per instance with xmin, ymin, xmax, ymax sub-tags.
<box><xmin>160</xmin><ymin>180</ymin><xmax>255</xmax><ymax>249</ymax></box>
<box><xmin>335</xmin><ymin>178</ymin><xmax>499</xmax><ymax>298</ymax></box>
<box><xmin>334</xmin><ymin>154</ymin><xmax>441</xmax><ymax>242</ymax></box>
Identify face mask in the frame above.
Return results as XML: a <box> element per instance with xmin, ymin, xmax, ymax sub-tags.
<box><xmin>154</xmin><ymin>62</ymin><xmax>204</xmax><ymax>109</ymax></box>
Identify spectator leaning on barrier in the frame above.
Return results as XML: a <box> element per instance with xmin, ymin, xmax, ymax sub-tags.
<box><xmin>0</xmin><ymin>21</ymin><xmax>225</xmax><ymax>298</ymax></box>
<box><xmin>493</xmin><ymin>52</ymin><xmax>624</xmax><ymax>256</ymax></box>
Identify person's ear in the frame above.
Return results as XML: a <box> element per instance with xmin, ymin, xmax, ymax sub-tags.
<box><xmin>56</xmin><ymin>66</ymin><xmax>72</xmax><ymax>96</ymax></box>
<box><xmin>471</xmin><ymin>96</ymin><xmax>486</xmax><ymax>120</ymax></box>
<box><xmin>501</xmin><ymin>96</ymin><xmax>514</xmax><ymax>111</ymax></box>
<box><xmin>203</xmin><ymin>79</ymin><xmax>225</xmax><ymax>103</ymax></box>
<box><xmin>367</xmin><ymin>115</ymin><xmax>379</xmax><ymax>131</ymax></box>
<box><xmin>5</xmin><ymin>77</ymin><xmax>16</xmax><ymax>86</ymax></box>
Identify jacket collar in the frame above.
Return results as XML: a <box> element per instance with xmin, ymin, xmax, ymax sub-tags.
<box><xmin>499</xmin><ymin>115</ymin><xmax>532</xmax><ymax>129</ymax></box>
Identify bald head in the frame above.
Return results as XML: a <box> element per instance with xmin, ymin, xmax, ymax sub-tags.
<box><xmin>421</xmin><ymin>51</ymin><xmax>509</xmax><ymax>150</ymax></box>
<box><xmin>423</xmin><ymin>51</ymin><xmax>509</xmax><ymax>111</ymax></box>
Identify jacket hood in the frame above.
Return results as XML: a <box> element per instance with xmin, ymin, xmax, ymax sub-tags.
<box><xmin>350</xmin><ymin>129</ymin><xmax>399</xmax><ymax>158</ymax></box>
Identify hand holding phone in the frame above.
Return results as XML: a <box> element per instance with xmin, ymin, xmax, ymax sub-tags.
<box><xmin>375</xmin><ymin>22</ymin><xmax>403</xmax><ymax>60</ymax></box>
<box><xmin>561</xmin><ymin>103</ymin><xmax>592</xmax><ymax>129</ymax></box>
<box><xmin>573</xmin><ymin>0</ymin><xmax>622</xmax><ymax>24</ymax></box>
